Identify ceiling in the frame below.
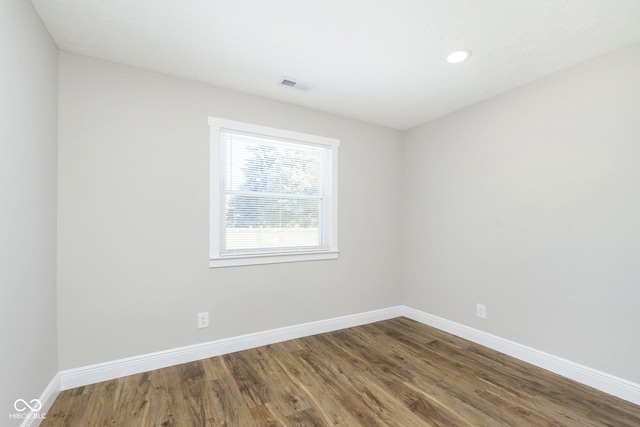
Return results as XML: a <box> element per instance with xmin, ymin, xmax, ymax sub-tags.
<box><xmin>31</xmin><ymin>0</ymin><xmax>640</xmax><ymax>130</ymax></box>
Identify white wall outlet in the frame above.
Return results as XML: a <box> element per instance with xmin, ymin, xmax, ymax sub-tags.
<box><xmin>197</xmin><ymin>312</ymin><xmax>209</xmax><ymax>329</ymax></box>
<box><xmin>476</xmin><ymin>303</ymin><xmax>487</xmax><ymax>319</ymax></box>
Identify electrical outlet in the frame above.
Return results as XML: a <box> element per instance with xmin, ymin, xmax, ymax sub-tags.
<box><xmin>476</xmin><ymin>303</ymin><xmax>486</xmax><ymax>319</ymax></box>
<box><xmin>197</xmin><ymin>312</ymin><xmax>209</xmax><ymax>329</ymax></box>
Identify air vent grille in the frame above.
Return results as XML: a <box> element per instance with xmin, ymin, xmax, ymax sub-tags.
<box><xmin>279</xmin><ymin>76</ymin><xmax>312</xmax><ymax>92</ymax></box>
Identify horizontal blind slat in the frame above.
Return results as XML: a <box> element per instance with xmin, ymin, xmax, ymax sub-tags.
<box><xmin>221</xmin><ymin>129</ymin><xmax>326</xmax><ymax>254</ymax></box>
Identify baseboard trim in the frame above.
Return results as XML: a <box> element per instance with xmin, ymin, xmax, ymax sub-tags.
<box><xmin>21</xmin><ymin>373</ymin><xmax>60</xmax><ymax>427</ymax></box>
<box><xmin>57</xmin><ymin>305</ymin><xmax>640</xmax><ymax>407</ymax></box>
<box><xmin>401</xmin><ymin>306</ymin><xmax>640</xmax><ymax>406</ymax></box>
<box><xmin>59</xmin><ymin>306</ymin><xmax>403</xmax><ymax>390</ymax></box>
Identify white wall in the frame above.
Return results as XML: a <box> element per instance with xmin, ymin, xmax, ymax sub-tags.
<box><xmin>57</xmin><ymin>52</ymin><xmax>403</xmax><ymax>369</ymax></box>
<box><xmin>0</xmin><ymin>0</ymin><xmax>59</xmax><ymax>422</ymax></box>
<box><xmin>403</xmin><ymin>42</ymin><xmax>640</xmax><ymax>383</ymax></box>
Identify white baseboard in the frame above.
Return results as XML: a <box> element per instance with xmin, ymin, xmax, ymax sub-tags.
<box><xmin>55</xmin><ymin>305</ymin><xmax>640</xmax><ymax>407</ymax></box>
<box><xmin>21</xmin><ymin>373</ymin><xmax>60</xmax><ymax>427</ymax></box>
<box><xmin>59</xmin><ymin>306</ymin><xmax>403</xmax><ymax>390</ymax></box>
<box><xmin>402</xmin><ymin>306</ymin><xmax>640</xmax><ymax>406</ymax></box>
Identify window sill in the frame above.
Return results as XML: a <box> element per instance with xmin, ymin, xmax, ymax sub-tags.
<box><xmin>209</xmin><ymin>250</ymin><xmax>339</xmax><ymax>268</ymax></box>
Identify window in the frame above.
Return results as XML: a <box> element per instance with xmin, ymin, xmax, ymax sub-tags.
<box><xmin>209</xmin><ymin>117</ymin><xmax>339</xmax><ymax>267</ymax></box>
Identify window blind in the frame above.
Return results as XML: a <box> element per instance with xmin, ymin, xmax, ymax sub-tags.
<box><xmin>220</xmin><ymin>129</ymin><xmax>328</xmax><ymax>255</ymax></box>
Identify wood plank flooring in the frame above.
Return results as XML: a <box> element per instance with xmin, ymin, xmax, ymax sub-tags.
<box><xmin>42</xmin><ymin>317</ymin><xmax>640</xmax><ymax>426</ymax></box>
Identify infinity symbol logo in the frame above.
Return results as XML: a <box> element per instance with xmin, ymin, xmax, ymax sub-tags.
<box><xmin>14</xmin><ymin>399</ymin><xmax>42</xmax><ymax>412</ymax></box>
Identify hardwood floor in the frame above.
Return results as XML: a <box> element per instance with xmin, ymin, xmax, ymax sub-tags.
<box><xmin>42</xmin><ymin>317</ymin><xmax>640</xmax><ymax>426</ymax></box>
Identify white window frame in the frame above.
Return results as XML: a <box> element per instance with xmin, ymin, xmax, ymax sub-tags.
<box><xmin>209</xmin><ymin>117</ymin><xmax>339</xmax><ymax>268</ymax></box>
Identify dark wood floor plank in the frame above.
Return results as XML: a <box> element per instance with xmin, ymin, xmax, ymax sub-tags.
<box><xmin>284</xmin><ymin>407</ymin><xmax>326</xmax><ymax>427</ymax></box>
<box><xmin>380</xmin><ymin>319</ymin><xmax>638</xmax><ymax>426</ymax></box>
<box><xmin>252</xmin><ymin>345</ymin><xmax>314</xmax><ymax>418</ymax></box>
<box><xmin>318</xmin><ymin>326</ymin><xmax>504</xmax><ymax>426</ymax></box>
<box><xmin>308</xmin><ymin>332</ymin><xmax>448</xmax><ymax>426</ymax></box>
<box><xmin>248</xmin><ymin>404</ymin><xmax>285</xmax><ymax>426</ymax></box>
<box><xmin>207</xmin><ymin>375</ymin><xmax>254</xmax><ymax>426</ymax></box>
<box><xmin>223</xmin><ymin>351</ymin><xmax>272</xmax><ymax>408</ymax></box>
<box><xmin>361</xmin><ymin>322</ymin><xmax>540</xmax><ymax>423</ymax></box>
<box><xmin>268</xmin><ymin>340</ymin><xmax>364</xmax><ymax>426</ymax></box>
<box><xmin>41</xmin><ymin>317</ymin><xmax>640</xmax><ymax>426</ymax></box>
<box><xmin>294</xmin><ymin>347</ymin><xmax>392</xmax><ymax>427</ymax></box>
<box><xmin>42</xmin><ymin>388</ymin><xmax>91</xmax><ymax>426</ymax></box>
<box><xmin>147</xmin><ymin>364</ymin><xmax>192</xmax><ymax>426</ymax></box>
<box><xmin>75</xmin><ymin>378</ymin><xmax>120</xmax><ymax>426</ymax></box>
<box><xmin>176</xmin><ymin>361</ymin><xmax>212</xmax><ymax>425</ymax></box>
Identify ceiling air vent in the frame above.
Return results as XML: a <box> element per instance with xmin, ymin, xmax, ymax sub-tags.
<box><xmin>279</xmin><ymin>76</ymin><xmax>312</xmax><ymax>92</ymax></box>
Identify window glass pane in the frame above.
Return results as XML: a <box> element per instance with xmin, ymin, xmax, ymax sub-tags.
<box><xmin>224</xmin><ymin>132</ymin><xmax>321</xmax><ymax>196</ymax></box>
<box><xmin>222</xmin><ymin>130</ymin><xmax>325</xmax><ymax>253</ymax></box>
<box><xmin>225</xmin><ymin>196</ymin><xmax>321</xmax><ymax>251</ymax></box>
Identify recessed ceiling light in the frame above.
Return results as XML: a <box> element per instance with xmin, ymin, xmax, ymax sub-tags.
<box><xmin>447</xmin><ymin>49</ymin><xmax>472</xmax><ymax>64</ymax></box>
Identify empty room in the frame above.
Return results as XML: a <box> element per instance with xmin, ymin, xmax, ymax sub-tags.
<box><xmin>2</xmin><ymin>0</ymin><xmax>640</xmax><ymax>425</ymax></box>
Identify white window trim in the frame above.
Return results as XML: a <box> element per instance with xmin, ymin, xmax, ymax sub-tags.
<box><xmin>209</xmin><ymin>117</ymin><xmax>339</xmax><ymax>268</ymax></box>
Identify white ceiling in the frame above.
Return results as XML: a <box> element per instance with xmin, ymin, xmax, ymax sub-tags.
<box><xmin>31</xmin><ymin>0</ymin><xmax>640</xmax><ymax>130</ymax></box>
